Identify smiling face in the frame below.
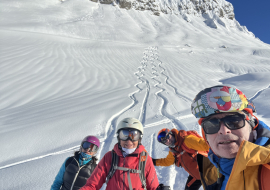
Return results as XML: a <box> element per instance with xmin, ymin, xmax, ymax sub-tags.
<box><xmin>205</xmin><ymin>113</ymin><xmax>254</xmax><ymax>158</ymax></box>
<box><xmin>120</xmin><ymin>139</ymin><xmax>139</xmax><ymax>149</ymax></box>
<box><xmin>164</xmin><ymin>134</ymin><xmax>176</xmax><ymax>147</ymax></box>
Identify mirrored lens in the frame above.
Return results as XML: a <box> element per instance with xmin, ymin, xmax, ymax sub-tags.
<box><xmin>157</xmin><ymin>131</ymin><xmax>168</xmax><ymax>143</ymax></box>
<box><xmin>119</xmin><ymin>129</ymin><xmax>141</xmax><ymax>141</ymax></box>
<box><xmin>82</xmin><ymin>142</ymin><xmax>98</xmax><ymax>152</ymax></box>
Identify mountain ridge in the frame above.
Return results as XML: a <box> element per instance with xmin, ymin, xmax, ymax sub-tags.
<box><xmin>90</xmin><ymin>0</ymin><xmax>235</xmax><ymax>19</ymax></box>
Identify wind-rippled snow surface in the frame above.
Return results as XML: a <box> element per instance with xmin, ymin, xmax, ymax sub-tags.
<box><xmin>0</xmin><ymin>0</ymin><xmax>270</xmax><ymax>189</ymax></box>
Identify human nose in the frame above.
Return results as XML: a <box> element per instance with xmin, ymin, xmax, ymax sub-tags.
<box><xmin>164</xmin><ymin>138</ymin><xmax>170</xmax><ymax>145</ymax></box>
<box><xmin>83</xmin><ymin>148</ymin><xmax>90</xmax><ymax>153</ymax></box>
<box><xmin>125</xmin><ymin>139</ymin><xmax>133</xmax><ymax>143</ymax></box>
<box><xmin>218</xmin><ymin>121</ymin><xmax>231</xmax><ymax>134</ymax></box>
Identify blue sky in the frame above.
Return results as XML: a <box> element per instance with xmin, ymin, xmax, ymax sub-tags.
<box><xmin>226</xmin><ymin>0</ymin><xmax>270</xmax><ymax>45</ymax></box>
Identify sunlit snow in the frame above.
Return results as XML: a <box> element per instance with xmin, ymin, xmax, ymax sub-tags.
<box><xmin>0</xmin><ymin>0</ymin><xmax>270</xmax><ymax>189</ymax></box>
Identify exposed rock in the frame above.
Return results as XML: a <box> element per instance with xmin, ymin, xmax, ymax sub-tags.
<box><xmin>100</xmin><ymin>0</ymin><xmax>114</xmax><ymax>4</ymax></box>
<box><xmin>91</xmin><ymin>0</ymin><xmax>236</xmax><ymax>21</ymax></box>
<box><xmin>119</xmin><ymin>0</ymin><xmax>133</xmax><ymax>9</ymax></box>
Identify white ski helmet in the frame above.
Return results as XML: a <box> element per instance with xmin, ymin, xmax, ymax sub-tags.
<box><xmin>116</xmin><ymin>117</ymin><xmax>144</xmax><ymax>135</ymax></box>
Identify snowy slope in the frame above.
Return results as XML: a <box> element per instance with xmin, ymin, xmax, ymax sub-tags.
<box><xmin>0</xmin><ymin>0</ymin><xmax>270</xmax><ymax>189</ymax></box>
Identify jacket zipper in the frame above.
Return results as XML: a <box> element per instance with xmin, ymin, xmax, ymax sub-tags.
<box><xmin>70</xmin><ymin>158</ymin><xmax>86</xmax><ymax>190</ymax></box>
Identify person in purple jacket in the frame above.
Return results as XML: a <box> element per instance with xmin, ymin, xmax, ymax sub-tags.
<box><xmin>51</xmin><ymin>136</ymin><xmax>100</xmax><ymax>190</ymax></box>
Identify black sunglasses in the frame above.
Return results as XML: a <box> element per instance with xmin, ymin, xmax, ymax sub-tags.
<box><xmin>202</xmin><ymin>113</ymin><xmax>246</xmax><ymax>134</ymax></box>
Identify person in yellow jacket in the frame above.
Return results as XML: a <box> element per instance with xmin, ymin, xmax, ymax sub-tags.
<box><xmin>191</xmin><ymin>85</ymin><xmax>270</xmax><ymax>190</ymax></box>
<box><xmin>152</xmin><ymin>128</ymin><xmax>209</xmax><ymax>190</ymax></box>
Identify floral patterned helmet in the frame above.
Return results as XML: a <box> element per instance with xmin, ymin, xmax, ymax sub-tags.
<box><xmin>191</xmin><ymin>85</ymin><xmax>249</xmax><ymax>118</ymax></box>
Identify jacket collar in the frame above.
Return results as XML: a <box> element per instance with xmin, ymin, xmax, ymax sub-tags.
<box><xmin>113</xmin><ymin>143</ymin><xmax>146</xmax><ymax>157</ymax></box>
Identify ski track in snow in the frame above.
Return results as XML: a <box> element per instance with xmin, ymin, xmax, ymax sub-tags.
<box><xmin>158</xmin><ymin>62</ymin><xmax>192</xmax><ymax>103</ymax></box>
<box><xmin>149</xmin><ymin>133</ymin><xmax>154</xmax><ymax>157</ymax></box>
<box><xmin>249</xmin><ymin>83</ymin><xmax>270</xmax><ymax>101</ymax></box>
<box><xmin>150</xmin><ymin>48</ymin><xmax>188</xmax><ymax>130</ymax></box>
<box><xmin>0</xmin><ymin>46</ymin><xmax>190</xmax><ymax>174</ymax></box>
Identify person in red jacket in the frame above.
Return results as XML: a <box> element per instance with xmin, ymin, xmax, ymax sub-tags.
<box><xmin>80</xmin><ymin>117</ymin><xmax>160</xmax><ymax>190</ymax></box>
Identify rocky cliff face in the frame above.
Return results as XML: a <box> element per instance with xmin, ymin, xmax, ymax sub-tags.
<box><xmin>95</xmin><ymin>0</ymin><xmax>235</xmax><ymax>19</ymax></box>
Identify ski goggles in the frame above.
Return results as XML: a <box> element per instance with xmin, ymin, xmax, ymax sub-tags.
<box><xmin>201</xmin><ymin>113</ymin><xmax>246</xmax><ymax>134</ymax></box>
<box><xmin>157</xmin><ymin>129</ymin><xmax>170</xmax><ymax>144</ymax></box>
<box><xmin>118</xmin><ymin>129</ymin><xmax>141</xmax><ymax>141</ymax></box>
<box><xmin>82</xmin><ymin>141</ymin><xmax>99</xmax><ymax>152</ymax></box>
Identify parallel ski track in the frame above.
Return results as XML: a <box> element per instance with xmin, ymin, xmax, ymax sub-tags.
<box><xmin>0</xmin><ymin>46</ymin><xmax>183</xmax><ymax>171</ymax></box>
<box><xmin>150</xmin><ymin>47</ymin><xmax>187</xmax><ymax>130</ymax></box>
<box><xmin>6</xmin><ymin>46</ymin><xmax>266</xmax><ymax>174</ymax></box>
<box><xmin>138</xmin><ymin>52</ymin><xmax>151</xmax><ymax>125</ymax></box>
<box><xmin>158</xmin><ymin>62</ymin><xmax>192</xmax><ymax>103</ymax></box>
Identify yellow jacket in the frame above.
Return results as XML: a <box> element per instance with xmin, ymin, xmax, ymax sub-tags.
<box><xmin>155</xmin><ymin>134</ymin><xmax>209</xmax><ymax>167</ymax></box>
<box><xmin>199</xmin><ymin>141</ymin><xmax>270</xmax><ymax>190</ymax></box>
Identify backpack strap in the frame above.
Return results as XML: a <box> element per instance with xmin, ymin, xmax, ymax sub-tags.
<box><xmin>106</xmin><ymin>150</ymin><xmax>148</xmax><ymax>190</ymax></box>
<box><xmin>257</xmin><ymin>128</ymin><xmax>270</xmax><ymax>190</ymax></box>
<box><xmin>113</xmin><ymin>166</ymin><xmax>141</xmax><ymax>190</ymax></box>
<box><xmin>259</xmin><ymin>163</ymin><xmax>270</xmax><ymax>190</ymax></box>
<box><xmin>139</xmin><ymin>151</ymin><xmax>148</xmax><ymax>190</ymax></box>
<box><xmin>106</xmin><ymin>150</ymin><xmax>119</xmax><ymax>184</ymax></box>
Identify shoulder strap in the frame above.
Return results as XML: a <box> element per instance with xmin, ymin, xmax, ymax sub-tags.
<box><xmin>259</xmin><ymin>163</ymin><xmax>270</xmax><ymax>190</ymax></box>
<box><xmin>106</xmin><ymin>150</ymin><xmax>119</xmax><ymax>184</ymax></box>
<box><xmin>177</xmin><ymin>130</ymin><xmax>187</xmax><ymax>145</ymax></box>
<box><xmin>138</xmin><ymin>151</ymin><xmax>148</xmax><ymax>190</ymax></box>
<box><xmin>106</xmin><ymin>150</ymin><xmax>148</xmax><ymax>190</ymax></box>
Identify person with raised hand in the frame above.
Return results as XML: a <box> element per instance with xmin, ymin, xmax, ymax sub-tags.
<box><xmin>153</xmin><ymin>128</ymin><xmax>209</xmax><ymax>190</ymax></box>
<box><xmin>80</xmin><ymin>117</ymin><xmax>163</xmax><ymax>190</ymax></box>
<box><xmin>191</xmin><ymin>85</ymin><xmax>270</xmax><ymax>190</ymax></box>
<box><xmin>51</xmin><ymin>136</ymin><xmax>100</xmax><ymax>190</ymax></box>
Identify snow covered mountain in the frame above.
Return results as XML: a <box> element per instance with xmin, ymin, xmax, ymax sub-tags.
<box><xmin>0</xmin><ymin>0</ymin><xmax>270</xmax><ymax>189</ymax></box>
<box><xmin>81</xmin><ymin>0</ymin><xmax>251</xmax><ymax>36</ymax></box>
<box><xmin>97</xmin><ymin>0</ymin><xmax>235</xmax><ymax>19</ymax></box>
